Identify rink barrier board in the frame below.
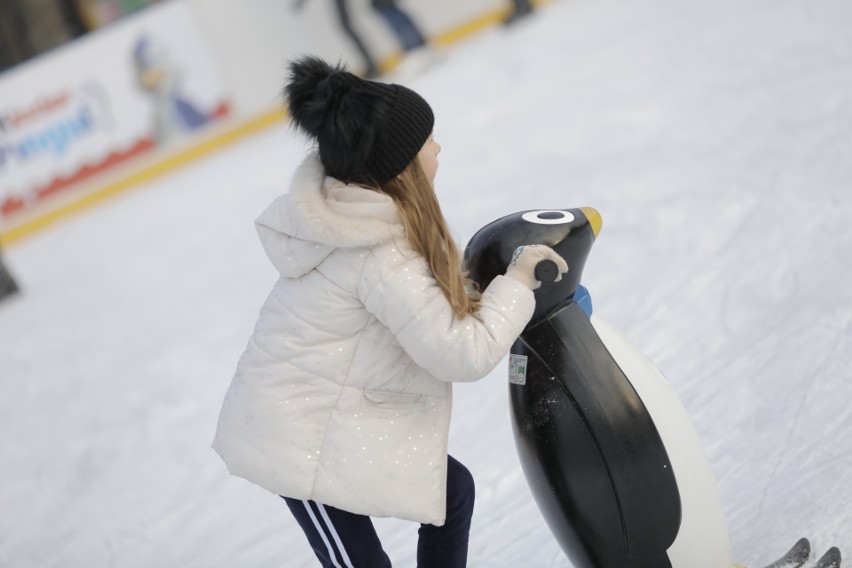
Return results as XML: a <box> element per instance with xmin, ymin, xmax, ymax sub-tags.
<box><xmin>0</xmin><ymin>0</ymin><xmax>552</xmax><ymax>247</ymax></box>
<box><xmin>0</xmin><ymin>108</ymin><xmax>286</xmax><ymax>247</ymax></box>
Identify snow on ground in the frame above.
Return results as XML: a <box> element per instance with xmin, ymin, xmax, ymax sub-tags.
<box><xmin>2</xmin><ymin>0</ymin><xmax>851</xmax><ymax>566</ymax></box>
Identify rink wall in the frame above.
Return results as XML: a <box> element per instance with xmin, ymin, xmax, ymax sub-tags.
<box><xmin>0</xmin><ymin>0</ymin><xmax>519</xmax><ymax>246</ymax></box>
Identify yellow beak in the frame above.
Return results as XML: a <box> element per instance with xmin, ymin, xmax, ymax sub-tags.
<box><xmin>580</xmin><ymin>207</ymin><xmax>602</xmax><ymax>238</ymax></box>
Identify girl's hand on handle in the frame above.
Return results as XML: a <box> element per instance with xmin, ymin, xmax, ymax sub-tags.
<box><xmin>505</xmin><ymin>245</ymin><xmax>569</xmax><ymax>290</ymax></box>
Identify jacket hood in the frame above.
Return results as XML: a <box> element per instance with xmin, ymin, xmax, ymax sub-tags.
<box><xmin>255</xmin><ymin>152</ymin><xmax>405</xmax><ymax>278</ymax></box>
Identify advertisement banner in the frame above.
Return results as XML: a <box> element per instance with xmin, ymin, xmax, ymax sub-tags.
<box><xmin>0</xmin><ymin>1</ymin><xmax>230</xmax><ymax>228</ymax></box>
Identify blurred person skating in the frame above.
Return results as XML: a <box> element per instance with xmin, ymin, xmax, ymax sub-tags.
<box><xmin>212</xmin><ymin>56</ymin><xmax>567</xmax><ymax>567</ymax></box>
<box><xmin>372</xmin><ymin>0</ymin><xmax>425</xmax><ymax>51</ymax></box>
<box><xmin>371</xmin><ymin>0</ymin><xmax>438</xmax><ymax>79</ymax></box>
<box><xmin>293</xmin><ymin>0</ymin><xmax>435</xmax><ymax>78</ymax></box>
<box><xmin>293</xmin><ymin>0</ymin><xmax>380</xmax><ymax>77</ymax></box>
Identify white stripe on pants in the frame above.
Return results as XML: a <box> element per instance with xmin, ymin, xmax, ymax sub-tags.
<box><xmin>302</xmin><ymin>500</ymin><xmax>355</xmax><ymax>568</ymax></box>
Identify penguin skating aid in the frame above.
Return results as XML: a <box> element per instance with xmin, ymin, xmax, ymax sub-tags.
<box><xmin>465</xmin><ymin>208</ymin><xmax>844</xmax><ymax>568</ymax></box>
<box><xmin>467</xmin><ymin>207</ymin><xmax>729</xmax><ymax>566</ymax></box>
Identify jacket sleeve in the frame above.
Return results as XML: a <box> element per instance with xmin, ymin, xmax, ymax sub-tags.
<box><xmin>358</xmin><ymin>245</ymin><xmax>536</xmax><ymax>383</ymax></box>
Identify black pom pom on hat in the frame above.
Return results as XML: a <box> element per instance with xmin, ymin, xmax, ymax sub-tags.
<box><xmin>284</xmin><ymin>56</ymin><xmax>434</xmax><ymax>185</ymax></box>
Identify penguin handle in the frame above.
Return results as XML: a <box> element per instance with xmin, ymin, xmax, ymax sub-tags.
<box><xmin>534</xmin><ymin>259</ymin><xmax>559</xmax><ymax>283</ymax></box>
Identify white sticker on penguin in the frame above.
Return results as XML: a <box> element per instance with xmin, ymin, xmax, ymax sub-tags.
<box><xmin>509</xmin><ymin>354</ymin><xmax>528</xmax><ymax>385</ymax></box>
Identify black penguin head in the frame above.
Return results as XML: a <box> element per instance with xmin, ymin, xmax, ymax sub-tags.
<box><xmin>464</xmin><ymin>208</ymin><xmax>602</xmax><ymax>324</ymax></box>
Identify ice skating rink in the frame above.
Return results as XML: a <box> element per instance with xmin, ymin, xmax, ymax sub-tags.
<box><xmin>2</xmin><ymin>0</ymin><xmax>851</xmax><ymax>566</ymax></box>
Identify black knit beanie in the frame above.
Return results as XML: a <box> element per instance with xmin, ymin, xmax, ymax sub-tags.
<box><xmin>284</xmin><ymin>56</ymin><xmax>434</xmax><ymax>185</ymax></box>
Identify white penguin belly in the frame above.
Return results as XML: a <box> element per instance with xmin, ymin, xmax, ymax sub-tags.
<box><xmin>591</xmin><ymin>314</ymin><xmax>732</xmax><ymax>568</ymax></box>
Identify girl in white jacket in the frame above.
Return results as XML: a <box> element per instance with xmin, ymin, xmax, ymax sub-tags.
<box><xmin>212</xmin><ymin>56</ymin><xmax>567</xmax><ymax>567</ymax></box>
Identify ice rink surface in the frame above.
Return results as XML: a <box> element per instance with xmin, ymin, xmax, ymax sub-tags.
<box><xmin>2</xmin><ymin>0</ymin><xmax>851</xmax><ymax>565</ymax></box>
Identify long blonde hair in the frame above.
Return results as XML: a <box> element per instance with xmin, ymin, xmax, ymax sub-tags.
<box><xmin>379</xmin><ymin>159</ymin><xmax>481</xmax><ymax>318</ymax></box>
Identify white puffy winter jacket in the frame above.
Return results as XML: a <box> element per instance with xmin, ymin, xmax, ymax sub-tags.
<box><xmin>212</xmin><ymin>152</ymin><xmax>535</xmax><ymax>525</ymax></box>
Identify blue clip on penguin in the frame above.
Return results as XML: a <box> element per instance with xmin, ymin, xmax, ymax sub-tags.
<box><xmin>464</xmin><ymin>208</ymin><xmax>732</xmax><ymax>568</ymax></box>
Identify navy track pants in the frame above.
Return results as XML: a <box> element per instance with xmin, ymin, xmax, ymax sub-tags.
<box><xmin>282</xmin><ymin>455</ymin><xmax>475</xmax><ymax>567</ymax></box>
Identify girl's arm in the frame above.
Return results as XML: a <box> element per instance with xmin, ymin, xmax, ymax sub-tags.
<box><xmin>359</xmin><ymin>245</ymin><xmax>563</xmax><ymax>382</ymax></box>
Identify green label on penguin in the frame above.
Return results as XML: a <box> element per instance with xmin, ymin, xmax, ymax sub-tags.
<box><xmin>509</xmin><ymin>354</ymin><xmax>528</xmax><ymax>385</ymax></box>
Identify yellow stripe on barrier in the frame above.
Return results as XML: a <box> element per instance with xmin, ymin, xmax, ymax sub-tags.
<box><xmin>434</xmin><ymin>0</ymin><xmax>551</xmax><ymax>46</ymax></box>
<box><xmin>434</xmin><ymin>9</ymin><xmax>511</xmax><ymax>47</ymax></box>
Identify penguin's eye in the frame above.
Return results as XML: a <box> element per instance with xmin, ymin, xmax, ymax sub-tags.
<box><xmin>521</xmin><ymin>210</ymin><xmax>575</xmax><ymax>225</ymax></box>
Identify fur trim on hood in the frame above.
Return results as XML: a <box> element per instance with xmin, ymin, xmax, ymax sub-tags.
<box><xmin>255</xmin><ymin>152</ymin><xmax>405</xmax><ymax>278</ymax></box>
